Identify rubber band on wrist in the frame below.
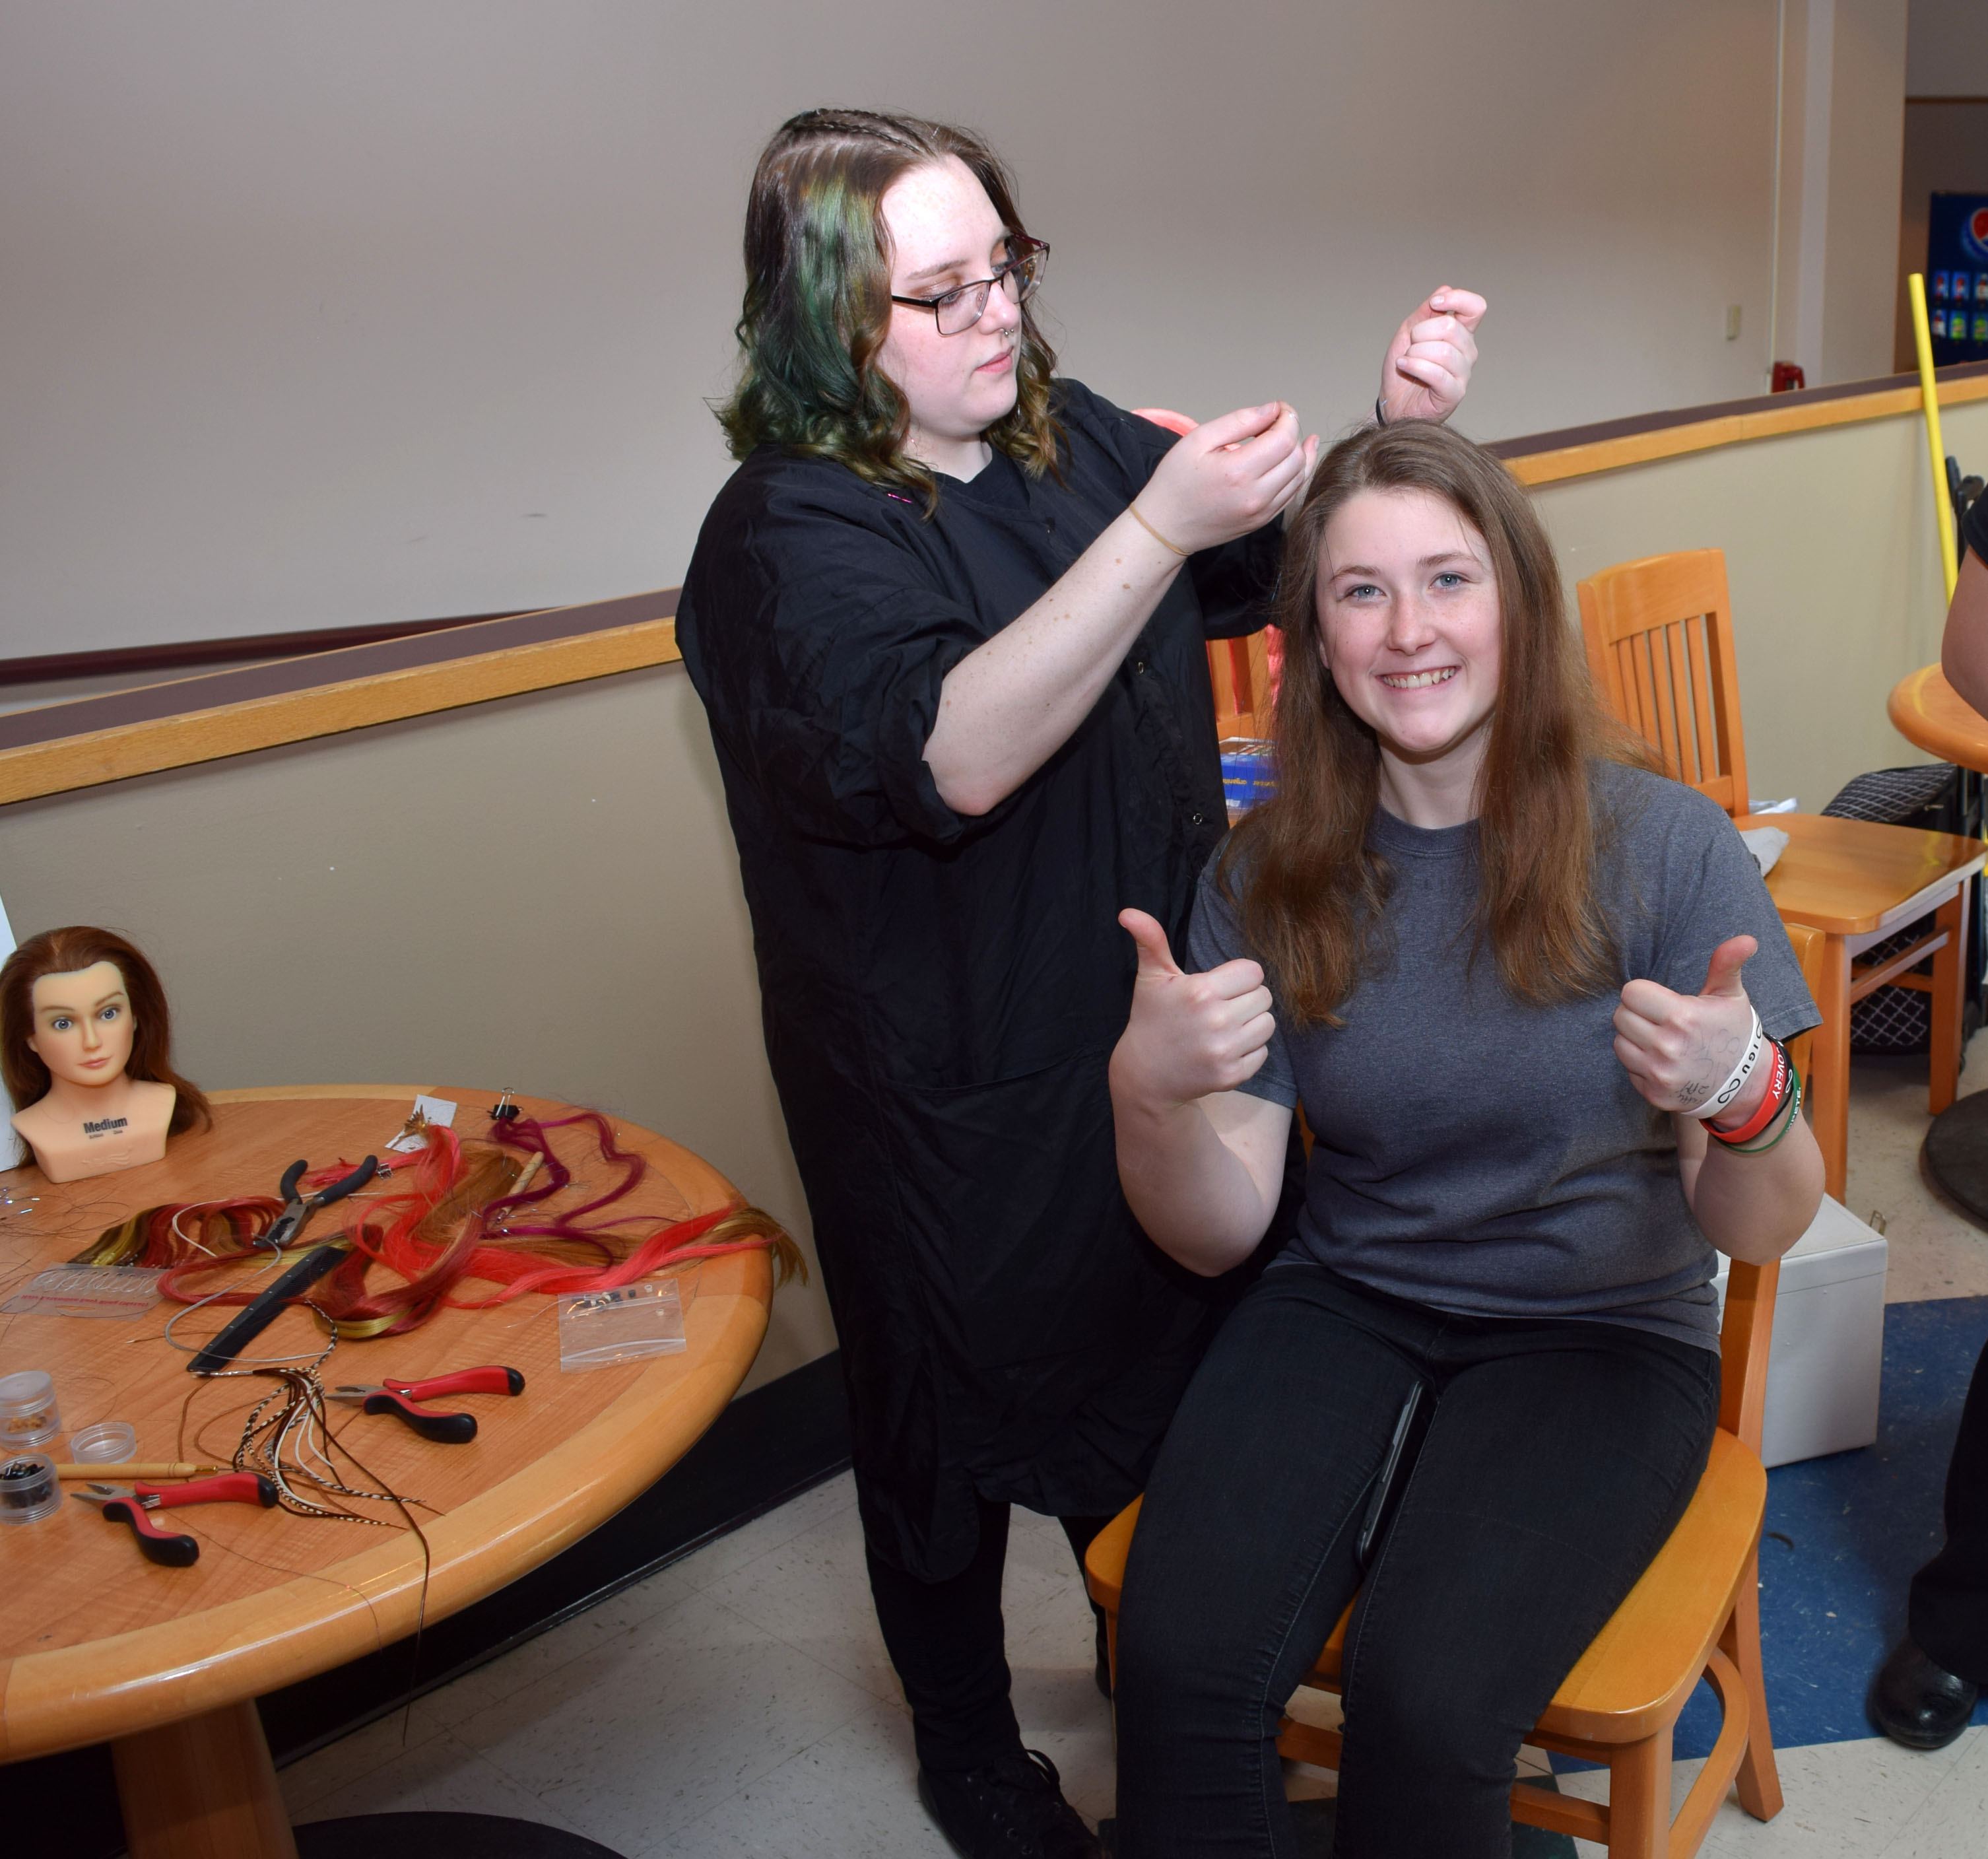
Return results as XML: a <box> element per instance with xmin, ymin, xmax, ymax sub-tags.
<box><xmin>1127</xmin><ymin>503</ymin><xmax>1190</xmax><ymax>557</ymax></box>
<box><xmin>1718</xmin><ymin>1063</ymin><xmax>1803</xmax><ymax>1155</ymax></box>
<box><xmin>1684</xmin><ymin>1009</ymin><xmax>1766</xmax><ymax>1120</ymax></box>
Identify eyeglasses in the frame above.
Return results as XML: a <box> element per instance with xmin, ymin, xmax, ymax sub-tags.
<box><xmin>890</xmin><ymin>238</ymin><xmax>1049</xmax><ymax>336</ymax></box>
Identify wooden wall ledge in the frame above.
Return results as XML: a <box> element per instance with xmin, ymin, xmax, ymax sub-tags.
<box><xmin>3</xmin><ymin>358</ymin><xmax>1985</xmax><ymax>807</ymax></box>
<box><xmin>1491</xmin><ymin>359</ymin><xmax>1988</xmax><ymax>486</ymax></box>
<box><xmin>0</xmin><ymin>590</ymin><xmax>680</xmax><ymax>807</ymax></box>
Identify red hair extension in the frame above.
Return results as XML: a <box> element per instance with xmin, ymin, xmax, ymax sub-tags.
<box><xmin>143</xmin><ymin>1112</ymin><xmax>804</xmax><ymax>1339</ymax></box>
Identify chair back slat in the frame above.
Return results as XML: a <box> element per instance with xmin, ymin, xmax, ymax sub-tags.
<box><xmin>1207</xmin><ymin>632</ymin><xmax>1276</xmax><ymax>740</ymax></box>
<box><xmin>1684</xmin><ymin>616</ymin><xmax>1721</xmax><ymax>790</ymax></box>
<box><xmin>1577</xmin><ymin>549</ymin><xmax>1750</xmax><ymax>817</ymax></box>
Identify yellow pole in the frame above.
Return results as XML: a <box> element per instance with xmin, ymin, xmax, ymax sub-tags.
<box><xmin>1909</xmin><ymin>272</ymin><xmax>1960</xmax><ymax>601</ymax></box>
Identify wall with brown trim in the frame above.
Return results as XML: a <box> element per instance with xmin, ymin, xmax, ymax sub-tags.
<box><xmin>1532</xmin><ymin>396</ymin><xmax>1988</xmax><ymax>810</ymax></box>
<box><xmin>0</xmin><ymin>662</ymin><xmax>838</xmax><ymax>1397</ymax></box>
<box><xmin>3</xmin><ymin>1</ymin><xmax>1818</xmax><ymax>661</ymax></box>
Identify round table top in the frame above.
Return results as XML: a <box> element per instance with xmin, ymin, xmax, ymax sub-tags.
<box><xmin>0</xmin><ymin>1085</ymin><xmax>772</xmax><ymax>1762</ymax></box>
<box><xmin>1889</xmin><ymin>662</ymin><xmax>1988</xmax><ymax>772</ymax></box>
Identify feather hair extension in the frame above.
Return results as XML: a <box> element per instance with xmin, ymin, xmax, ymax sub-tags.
<box><xmin>109</xmin><ymin>1110</ymin><xmax>803</xmax><ymax>1339</ymax></box>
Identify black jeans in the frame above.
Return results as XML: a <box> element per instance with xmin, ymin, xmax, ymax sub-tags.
<box><xmin>1910</xmin><ymin>1334</ymin><xmax>1988</xmax><ymax>1682</ymax></box>
<box><xmin>867</xmin><ymin>1491</ymin><xmax>1113</xmax><ymax>1774</ymax></box>
<box><xmin>1114</xmin><ymin>1263</ymin><xmax>1721</xmax><ymax>1859</ymax></box>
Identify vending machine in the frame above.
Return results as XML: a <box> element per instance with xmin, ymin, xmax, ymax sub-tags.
<box><xmin>1929</xmin><ymin>194</ymin><xmax>1988</xmax><ymax>365</ymax></box>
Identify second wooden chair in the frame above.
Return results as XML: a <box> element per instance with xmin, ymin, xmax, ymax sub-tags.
<box><xmin>1576</xmin><ymin>548</ymin><xmax>1982</xmax><ymax>1200</ymax></box>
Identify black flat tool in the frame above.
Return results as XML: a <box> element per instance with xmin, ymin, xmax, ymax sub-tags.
<box><xmin>187</xmin><ymin>1156</ymin><xmax>379</xmax><ymax>1373</ymax></box>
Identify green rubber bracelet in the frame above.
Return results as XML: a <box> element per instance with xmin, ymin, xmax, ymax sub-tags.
<box><xmin>1722</xmin><ymin>1065</ymin><xmax>1804</xmax><ymax>1155</ymax></box>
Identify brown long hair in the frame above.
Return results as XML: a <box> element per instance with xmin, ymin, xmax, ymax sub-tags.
<box><xmin>717</xmin><ymin>108</ymin><xmax>1063</xmax><ymax>506</ymax></box>
<box><xmin>1223</xmin><ymin>421</ymin><xmax>1657</xmax><ymax>1027</ymax></box>
<box><xmin>0</xmin><ymin>926</ymin><xmax>211</xmax><ymax>1132</ymax></box>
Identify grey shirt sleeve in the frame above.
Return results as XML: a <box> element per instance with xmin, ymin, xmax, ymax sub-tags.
<box><xmin>1185</xmin><ymin>853</ymin><xmax>1300</xmax><ymax>1109</ymax></box>
<box><xmin>1640</xmin><ymin>790</ymin><xmax>1823</xmax><ymax>1046</ymax></box>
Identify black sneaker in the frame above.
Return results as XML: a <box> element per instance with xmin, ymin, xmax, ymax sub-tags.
<box><xmin>918</xmin><ymin>1748</ymin><xmax>1101</xmax><ymax>1858</ymax></box>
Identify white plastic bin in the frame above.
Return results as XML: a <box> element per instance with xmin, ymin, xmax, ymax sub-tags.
<box><xmin>1711</xmin><ymin>1196</ymin><xmax>1888</xmax><ymax>1468</ymax></box>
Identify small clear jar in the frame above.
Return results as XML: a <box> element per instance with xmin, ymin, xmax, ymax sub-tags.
<box><xmin>69</xmin><ymin>1421</ymin><xmax>137</xmax><ymax>1464</ymax></box>
<box><xmin>0</xmin><ymin>1370</ymin><xmax>59</xmax><ymax>1448</ymax></box>
<box><xmin>0</xmin><ymin>1451</ymin><xmax>60</xmax><ymax>1524</ymax></box>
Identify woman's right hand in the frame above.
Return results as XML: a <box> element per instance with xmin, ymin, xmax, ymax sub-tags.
<box><xmin>1110</xmin><ymin>908</ymin><xmax>1277</xmax><ymax>1110</ymax></box>
<box><xmin>1134</xmin><ymin>402</ymin><xmax>1318</xmax><ymax>555</ymax></box>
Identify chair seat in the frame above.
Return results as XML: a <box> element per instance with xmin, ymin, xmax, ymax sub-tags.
<box><xmin>1739</xmin><ymin>813</ymin><xmax>1985</xmax><ymax>936</ymax></box>
<box><xmin>1082</xmin><ymin>1430</ymin><xmax>1766</xmax><ymax>1747</ymax></box>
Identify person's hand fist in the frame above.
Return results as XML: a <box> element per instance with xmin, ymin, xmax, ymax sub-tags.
<box><xmin>1111</xmin><ymin>908</ymin><xmax>1276</xmax><ymax>1110</ymax></box>
<box><xmin>1137</xmin><ymin>402</ymin><xmax>1317</xmax><ymax>554</ymax></box>
<box><xmin>1380</xmin><ymin>287</ymin><xmax>1486</xmax><ymax>426</ymax></box>
<box><xmin>1612</xmin><ymin>935</ymin><xmax>1766</xmax><ymax>1120</ymax></box>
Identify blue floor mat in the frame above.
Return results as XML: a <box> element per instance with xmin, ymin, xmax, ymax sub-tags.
<box><xmin>1560</xmin><ymin>1295</ymin><xmax>1988</xmax><ymax>1771</ymax></box>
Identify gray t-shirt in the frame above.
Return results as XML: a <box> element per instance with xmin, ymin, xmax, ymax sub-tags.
<box><xmin>1187</xmin><ymin>762</ymin><xmax>1822</xmax><ymax>1352</ymax></box>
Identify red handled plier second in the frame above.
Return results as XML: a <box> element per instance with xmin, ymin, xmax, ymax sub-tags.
<box><xmin>328</xmin><ymin>1365</ymin><xmax>525</xmax><ymax>1443</ymax></box>
<box><xmin>73</xmin><ymin>1472</ymin><xmax>280</xmax><ymax>1567</ymax></box>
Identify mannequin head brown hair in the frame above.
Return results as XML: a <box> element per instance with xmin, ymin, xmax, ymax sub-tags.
<box><xmin>0</xmin><ymin>927</ymin><xmax>211</xmax><ymax>1132</ymax></box>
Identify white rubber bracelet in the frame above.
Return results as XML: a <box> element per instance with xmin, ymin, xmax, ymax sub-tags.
<box><xmin>1684</xmin><ymin>1007</ymin><xmax>1765</xmax><ymax>1120</ymax></box>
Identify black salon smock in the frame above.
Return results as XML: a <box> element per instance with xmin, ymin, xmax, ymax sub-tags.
<box><xmin>677</xmin><ymin>378</ymin><xmax>1281</xmax><ymax>1581</ymax></box>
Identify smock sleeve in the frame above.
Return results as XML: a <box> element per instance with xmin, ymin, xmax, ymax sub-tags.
<box><xmin>682</xmin><ymin>477</ymin><xmax>999</xmax><ymax>850</ymax></box>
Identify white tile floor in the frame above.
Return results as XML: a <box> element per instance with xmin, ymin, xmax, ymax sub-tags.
<box><xmin>281</xmin><ymin>1040</ymin><xmax>1988</xmax><ymax>1856</ymax></box>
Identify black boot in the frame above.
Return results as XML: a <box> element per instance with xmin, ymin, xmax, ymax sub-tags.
<box><xmin>919</xmin><ymin>1748</ymin><xmax>1102</xmax><ymax>1859</ymax></box>
<box><xmin>1869</xmin><ymin>1636</ymin><xmax>1980</xmax><ymax>1749</ymax></box>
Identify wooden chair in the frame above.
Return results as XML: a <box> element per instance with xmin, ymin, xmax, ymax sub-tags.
<box><xmin>1577</xmin><ymin>549</ymin><xmax>1983</xmax><ymax>1200</ymax></box>
<box><xmin>1132</xmin><ymin>406</ymin><xmax>1280</xmax><ymax>743</ymax></box>
<box><xmin>1209</xmin><ymin>632</ymin><xmax>1275</xmax><ymax>741</ymax></box>
<box><xmin>1084</xmin><ymin>928</ymin><xmax>1828</xmax><ymax>1857</ymax></box>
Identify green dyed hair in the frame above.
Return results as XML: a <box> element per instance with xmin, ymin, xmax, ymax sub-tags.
<box><xmin>718</xmin><ymin>108</ymin><xmax>1062</xmax><ymax>505</ymax></box>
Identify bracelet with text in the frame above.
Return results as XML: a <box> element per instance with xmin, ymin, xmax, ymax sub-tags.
<box><xmin>1705</xmin><ymin>1038</ymin><xmax>1793</xmax><ymax>1147</ymax></box>
<box><xmin>1684</xmin><ymin>1008</ymin><xmax>1766</xmax><ymax>1120</ymax></box>
<box><xmin>1717</xmin><ymin>1060</ymin><xmax>1804</xmax><ymax>1156</ymax></box>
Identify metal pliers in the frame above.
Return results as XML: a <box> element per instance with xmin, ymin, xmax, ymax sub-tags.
<box><xmin>73</xmin><ymin>1471</ymin><xmax>280</xmax><ymax>1566</ymax></box>
<box><xmin>328</xmin><ymin>1365</ymin><xmax>526</xmax><ymax>1443</ymax></box>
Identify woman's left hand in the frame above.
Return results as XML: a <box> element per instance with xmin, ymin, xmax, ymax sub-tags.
<box><xmin>1613</xmin><ymin>935</ymin><xmax>1771</xmax><ymax>1124</ymax></box>
<box><xmin>1379</xmin><ymin>287</ymin><xmax>1486</xmax><ymax>425</ymax></box>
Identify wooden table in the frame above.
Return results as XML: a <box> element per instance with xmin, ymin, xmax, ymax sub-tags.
<box><xmin>0</xmin><ymin>1086</ymin><xmax>773</xmax><ymax>1858</ymax></box>
<box><xmin>1890</xmin><ymin>666</ymin><xmax>1988</xmax><ymax>1223</ymax></box>
<box><xmin>1889</xmin><ymin>663</ymin><xmax>1988</xmax><ymax>772</ymax></box>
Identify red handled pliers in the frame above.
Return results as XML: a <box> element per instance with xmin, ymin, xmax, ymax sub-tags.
<box><xmin>328</xmin><ymin>1365</ymin><xmax>525</xmax><ymax>1443</ymax></box>
<box><xmin>73</xmin><ymin>1471</ymin><xmax>280</xmax><ymax>1567</ymax></box>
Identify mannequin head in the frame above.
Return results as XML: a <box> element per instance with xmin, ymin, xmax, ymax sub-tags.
<box><xmin>0</xmin><ymin>927</ymin><xmax>210</xmax><ymax>1132</ymax></box>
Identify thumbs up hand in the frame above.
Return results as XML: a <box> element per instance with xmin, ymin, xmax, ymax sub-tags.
<box><xmin>1110</xmin><ymin>908</ymin><xmax>1278</xmax><ymax>1111</ymax></box>
<box><xmin>1612</xmin><ymin>935</ymin><xmax>1768</xmax><ymax>1122</ymax></box>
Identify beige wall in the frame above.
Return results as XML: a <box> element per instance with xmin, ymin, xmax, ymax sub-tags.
<box><xmin>1907</xmin><ymin>0</ymin><xmax>1988</xmax><ymax>95</ymax></box>
<box><xmin>1533</xmin><ymin>395</ymin><xmax>1988</xmax><ymax>810</ymax></box>
<box><xmin>2</xmin><ymin>0</ymin><xmax>1812</xmax><ymax>661</ymax></box>
<box><xmin>1772</xmin><ymin>0</ymin><xmax>1911</xmax><ymax>388</ymax></box>
<box><xmin>0</xmin><ymin>663</ymin><xmax>838</xmax><ymax>1396</ymax></box>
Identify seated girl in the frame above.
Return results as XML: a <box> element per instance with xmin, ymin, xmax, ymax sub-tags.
<box><xmin>1105</xmin><ymin>420</ymin><xmax>1824</xmax><ymax>1858</ymax></box>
